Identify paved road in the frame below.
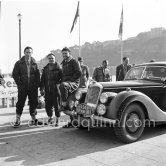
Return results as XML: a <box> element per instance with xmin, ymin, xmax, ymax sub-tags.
<box><xmin>1</xmin><ymin>107</ymin><xmax>166</xmax><ymax>166</ymax></box>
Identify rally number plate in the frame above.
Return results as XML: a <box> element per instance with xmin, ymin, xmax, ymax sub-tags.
<box><xmin>76</xmin><ymin>104</ymin><xmax>94</xmax><ymax>116</ymax></box>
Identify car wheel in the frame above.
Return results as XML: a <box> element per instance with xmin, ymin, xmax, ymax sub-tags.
<box><xmin>114</xmin><ymin>103</ymin><xmax>145</xmax><ymax>143</ymax></box>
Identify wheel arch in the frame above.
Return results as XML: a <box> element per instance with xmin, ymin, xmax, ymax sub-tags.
<box><xmin>106</xmin><ymin>90</ymin><xmax>150</xmax><ymax>120</ymax></box>
<box><xmin>120</xmin><ymin>100</ymin><xmax>149</xmax><ymax>120</ymax></box>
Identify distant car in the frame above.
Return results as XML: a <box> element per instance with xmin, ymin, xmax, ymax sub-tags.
<box><xmin>65</xmin><ymin>62</ymin><xmax>166</xmax><ymax>143</ymax></box>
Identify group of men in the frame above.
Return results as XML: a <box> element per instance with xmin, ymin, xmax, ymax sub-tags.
<box><xmin>92</xmin><ymin>57</ymin><xmax>131</xmax><ymax>82</ymax></box>
<box><xmin>12</xmin><ymin>46</ymin><xmax>131</xmax><ymax>128</ymax></box>
<box><xmin>12</xmin><ymin>46</ymin><xmax>90</xmax><ymax>128</ymax></box>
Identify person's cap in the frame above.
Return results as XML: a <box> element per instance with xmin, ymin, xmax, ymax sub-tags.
<box><xmin>78</xmin><ymin>57</ymin><xmax>83</xmax><ymax>62</ymax></box>
<box><xmin>61</xmin><ymin>47</ymin><xmax>71</xmax><ymax>53</ymax></box>
<box><xmin>47</xmin><ymin>53</ymin><xmax>55</xmax><ymax>57</ymax></box>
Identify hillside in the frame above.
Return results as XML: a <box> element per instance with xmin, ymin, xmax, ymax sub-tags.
<box><xmin>37</xmin><ymin>27</ymin><xmax>166</xmax><ymax>76</ymax></box>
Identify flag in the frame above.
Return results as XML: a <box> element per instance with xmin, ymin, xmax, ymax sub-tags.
<box><xmin>118</xmin><ymin>6</ymin><xmax>123</xmax><ymax>40</ymax></box>
<box><xmin>70</xmin><ymin>1</ymin><xmax>79</xmax><ymax>33</ymax></box>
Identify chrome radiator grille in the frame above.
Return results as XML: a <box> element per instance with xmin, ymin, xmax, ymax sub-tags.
<box><xmin>85</xmin><ymin>86</ymin><xmax>100</xmax><ymax>104</ymax></box>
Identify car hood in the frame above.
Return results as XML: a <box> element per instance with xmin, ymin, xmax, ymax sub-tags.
<box><xmin>100</xmin><ymin>80</ymin><xmax>163</xmax><ymax>89</ymax></box>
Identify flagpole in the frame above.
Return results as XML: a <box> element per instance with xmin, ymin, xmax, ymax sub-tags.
<box><xmin>70</xmin><ymin>1</ymin><xmax>80</xmax><ymax>57</ymax></box>
<box><xmin>120</xmin><ymin>38</ymin><xmax>123</xmax><ymax>64</ymax></box>
<box><xmin>119</xmin><ymin>5</ymin><xmax>123</xmax><ymax>64</ymax></box>
<box><xmin>79</xmin><ymin>1</ymin><xmax>81</xmax><ymax>57</ymax></box>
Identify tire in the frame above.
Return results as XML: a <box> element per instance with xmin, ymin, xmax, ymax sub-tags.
<box><xmin>114</xmin><ymin>103</ymin><xmax>145</xmax><ymax>143</ymax></box>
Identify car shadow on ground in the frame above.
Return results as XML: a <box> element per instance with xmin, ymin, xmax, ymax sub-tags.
<box><xmin>0</xmin><ymin>118</ymin><xmax>166</xmax><ymax>166</ymax></box>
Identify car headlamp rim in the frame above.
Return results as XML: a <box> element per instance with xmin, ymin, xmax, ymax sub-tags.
<box><xmin>96</xmin><ymin>104</ymin><xmax>106</xmax><ymax>115</ymax></box>
<box><xmin>74</xmin><ymin>100</ymin><xmax>79</xmax><ymax>107</ymax></box>
<box><xmin>99</xmin><ymin>92</ymin><xmax>108</xmax><ymax>103</ymax></box>
<box><xmin>75</xmin><ymin>91</ymin><xmax>82</xmax><ymax>100</ymax></box>
<box><xmin>69</xmin><ymin>100</ymin><xmax>74</xmax><ymax>109</ymax></box>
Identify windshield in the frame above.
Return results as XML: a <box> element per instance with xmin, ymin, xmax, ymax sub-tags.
<box><xmin>125</xmin><ymin>66</ymin><xmax>166</xmax><ymax>81</ymax></box>
<box><xmin>125</xmin><ymin>66</ymin><xmax>145</xmax><ymax>80</ymax></box>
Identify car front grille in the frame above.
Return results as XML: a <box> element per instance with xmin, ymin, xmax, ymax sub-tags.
<box><xmin>85</xmin><ymin>86</ymin><xmax>101</xmax><ymax>104</ymax></box>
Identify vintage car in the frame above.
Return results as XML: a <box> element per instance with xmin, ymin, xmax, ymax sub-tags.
<box><xmin>64</xmin><ymin>62</ymin><xmax>166</xmax><ymax>143</ymax></box>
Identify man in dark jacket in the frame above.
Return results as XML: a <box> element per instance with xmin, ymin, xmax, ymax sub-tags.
<box><xmin>116</xmin><ymin>57</ymin><xmax>131</xmax><ymax>81</ymax></box>
<box><xmin>0</xmin><ymin>72</ymin><xmax>3</xmax><ymax>85</ymax></box>
<box><xmin>40</xmin><ymin>53</ymin><xmax>62</xmax><ymax>126</ymax></box>
<box><xmin>12</xmin><ymin>46</ymin><xmax>41</xmax><ymax>128</ymax></box>
<box><xmin>92</xmin><ymin>60</ymin><xmax>111</xmax><ymax>82</ymax></box>
<box><xmin>59</xmin><ymin>47</ymin><xmax>82</xmax><ymax>127</ymax></box>
<box><xmin>78</xmin><ymin>57</ymin><xmax>89</xmax><ymax>88</ymax></box>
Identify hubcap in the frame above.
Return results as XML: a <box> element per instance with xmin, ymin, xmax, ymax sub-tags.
<box><xmin>126</xmin><ymin>113</ymin><xmax>141</xmax><ymax>133</ymax></box>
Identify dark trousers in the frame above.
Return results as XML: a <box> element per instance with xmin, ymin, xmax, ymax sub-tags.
<box><xmin>16</xmin><ymin>87</ymin><xmax>38</xmax><ymax>116</ymax></box>
<box><xmin>59</xmin><ymin>82</ymin><xmax>71</xmax><ymax>102</ymax></box>
<box><xmin>45</xmin><ymin>91</ymin><xmax>60</xmax><ymax>117</ymax></box>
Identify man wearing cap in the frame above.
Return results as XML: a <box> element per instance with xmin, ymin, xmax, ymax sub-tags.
<box><xmin>59</xmin><ymin>47</ymin><xmax>82</xmax><ymax>127</ymax></box>
<box><xmin>78</xmin><ymin>57</ymin><xmax>90</xmax><ymax>88</ymax></box>
<box><xmin>40</xmin><ymin>53</ymin><xmax>62</xmax><ymax>126</ymax></box>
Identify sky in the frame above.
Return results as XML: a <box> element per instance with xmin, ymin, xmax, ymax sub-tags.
<box><xmin>0</xmin><ymin>0</ymin><xmax>166</xmax><ymax>73</ymax></box>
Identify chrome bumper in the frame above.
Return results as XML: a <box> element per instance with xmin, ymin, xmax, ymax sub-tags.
<box><xmin>91</xmin><ymin>115</ymin><xmax>116</xmax><ymax>124</ymax></box>
<box><xmin>63</xmin><ymin>110</ymin><xmax>116</xmax><ymax>124</ymax></box>
<box><xmin>62</xmin><ymin>110</ymin><xmax>77</xmax><ymax>116</ymax></box>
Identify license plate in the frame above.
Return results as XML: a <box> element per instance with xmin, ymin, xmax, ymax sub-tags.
<box><xmin>76</xmin><ymin>104</ymin><xmax>93</xmax><ymax>116</ymax></box>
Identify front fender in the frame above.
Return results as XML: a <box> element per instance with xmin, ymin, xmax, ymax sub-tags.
<box><xmin>67</xmin><ymin>87</ymin><xmax>87</xmax><ymax>102</ymax></box>
<box><xmin>67</xmin><ymin>87</ymin><xmax>88</xmax><ymax>111</ymax></box>
<box><xmin>106</xmin><ymin>90</ymin><xmax>166</xmax><ymax>122</ymax></box>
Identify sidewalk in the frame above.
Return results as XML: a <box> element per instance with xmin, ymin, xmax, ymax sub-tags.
<box><xmin>1</xmin><ymin>107</ymin><xmax>166</xmax><ymax>166</ymax></box>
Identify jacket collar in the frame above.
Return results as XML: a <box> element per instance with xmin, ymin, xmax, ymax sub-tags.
<box><xmin>44</xmin><ymin>62</ymin><xmax>57</xmax><ymax>69</ymax></box>
<box><xmin>61</xmin><ymin>55</ymin><xmax>72</xmax><ymax>65</ymax></box>
<box><xmin>19</xmin><ymin>56</ymin><xmax>36</xmax><ymax>64</ymax></box>
<box><xmin>99</xmin><ymin>66</ymin><xmax>108</xmax><ymax>70</ymax></box>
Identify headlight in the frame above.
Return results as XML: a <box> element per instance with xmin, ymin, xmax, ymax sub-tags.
<box><xmin>99</xmin><ymin>93</ymin><xmax>108</xmax><ymax>103</ymax></box>
<box><xmin>68</xmin><ymin>100</ymin><xmax>74</xmax><ymax>110</ymax></box>
<box><xmin>75</xmin><ymin>91</ymin><xmax>82</xmax><ymax>100</ymax></box>
<box><xmin>74</xmin><ymin>100</ymin><xmax>79</xmax><ymax>107</ymax></box>
<box><xmin>96</xmin><ymin>104</ymin><xmax>106</xmax><ymax>115</ymax></box>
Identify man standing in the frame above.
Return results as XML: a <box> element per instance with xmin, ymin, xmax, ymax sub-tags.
<box><xmin>59</xmin><ymin>47</ymin><xmax>82</xmax><ymax>127</ymax></box>
<box><xmin>78</xmin><ymin>57</ymin><xmax>89</xmax><ymax>88</ymax></box>
<box><xmin>12</xmin><ymin>46</ymin><xmax>41</xmax><ymax>128</ymax></box>
<box><xmin>0</xmin><ymin>72</ymin><xmax>3</xmax><ymax>85</ymax></box>
<box><xmin>92</xmin><ymin>60</ymin><xmax>111</xmax><ymax>82</ymax></box>
<box><xmin>40</xmin><ymin>53</ymin><xmax>62</xmax><ymax>126</ymax></box>
<box><xmin>116</xmin><ymin>57</ymin><xmax>131</xmax><ymax>81</ymax></box>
